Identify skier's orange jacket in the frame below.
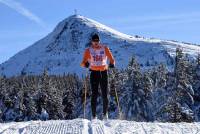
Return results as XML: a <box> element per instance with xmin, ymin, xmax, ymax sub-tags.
<box><xmin>80</xmin><ymin>44</ymin><xmax>115</xmax><ymax>71</ymax></box>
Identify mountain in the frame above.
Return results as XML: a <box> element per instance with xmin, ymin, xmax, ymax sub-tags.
<box><xmin>1</xmin><ymin>119</ymin><xmax>200</xmax><ymax>134</ymax></box>
<box><xmin>1</xmin><ymin>15</ymin><xmax>200</xmax><ymax>77</ymax></box>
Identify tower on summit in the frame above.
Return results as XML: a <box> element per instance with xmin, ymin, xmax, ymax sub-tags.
<box><xmin>74</xmin><ymin>9</ymin><xmax>78</xmax><ymax>15</ymax></box>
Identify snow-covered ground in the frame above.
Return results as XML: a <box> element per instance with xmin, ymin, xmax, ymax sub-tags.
<box><xmin>0</xmin><ymin>119</ymin><xmax>200</xmax><ymax>134</ymax></box>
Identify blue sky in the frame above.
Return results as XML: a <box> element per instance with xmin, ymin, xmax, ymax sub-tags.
<box><xmin>0</xmin><ymin>0</ymin><xmax>200</xmax><ymax>64</ymax></box>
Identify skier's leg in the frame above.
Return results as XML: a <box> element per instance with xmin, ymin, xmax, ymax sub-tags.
<box><xmin>100</xmin><ymin>70</ymin><xmax>109</xmax><ymax>116</ymax></box>
<box><xmin>90</xmin><ymin>71</ymin><xmax>100</xmax><ymax>118</ymax></box>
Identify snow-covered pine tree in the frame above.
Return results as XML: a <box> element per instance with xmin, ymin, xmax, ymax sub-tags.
<box><xmin>36</xmin><ymin>69</ymin><xmax>48</xmax><ymax>117</ymax></box>
<box><xmin>150</xmin><ymin>64</ymin><xmax>169</xmax><ymax>121</ymax></box>
<box><xmin>39</xmin><ymin>70</ymin><xmax>64</xmax><ymax>119</ymax></box>
<box><xmin>142</xmin><ymin>72</ymin><xmax>154</xmax><ymax>121</ymax></box>
<box><xmin>62</xmin><ymin>74</ymin><xmax>80</xmax><ymax>119</ymax></box>
<box><xmin>192</xmin><ymin>53</ymin><xmax>200</xmax><ymax>121</ymax></box>
<box><xmin>143</xmin><ymin>72</ymin><xmax>153</xmax><ymax>98</ymax></box>
<box><xmin>0</xmin><ymin>76</ymin><xmax>6</xmax><ymax>101</ymax></box>
<box><xmin>108</xmin><ymin>68</ymin><xmax>124</xmax><ymax>119</ymax></box>
<box><xmin>164</xmin><ymin>47</ymin><xmax>195</xmax><ymax>122</ymax></box>
<box><xmin>63</xmin><ymin>93</ymin><xmax>74</xmax><ymax>119</ymax></box>
<box><xmin>23</xmin><ymin>91</ymin><xmax>38</xmax><ymax>121</ymax></box>
<box><xmin>152</xmin><ymin>63</ymin><xmax>167</xmax><ymax>88</ymax></box>
<box><xmin>121</xmin><ymin>56</ymin><xmax>151</xmax><ymax>121</ymax></box>
<box><xmin>193</xmin><ymin>54</ymin><xmax>200</xmax><ymax>98</ymax></box>
<box><xmin>1</xmin><ymin>77</ymin><xmax>24</xmax><ymax>121</ymax></box>
<box><xmin>0</xmin><ymin>76</ymin><xmax>6</xmax><ymax>122</ymax></box>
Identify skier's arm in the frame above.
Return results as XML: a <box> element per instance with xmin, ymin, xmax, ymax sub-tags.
<box><xmin>80</xmin><ymin>49</ymin><xmax>90</xmax><ymax>68</ymax></box>
<box><xmin>105</xmin><ymin>46</ymin><xmax>115</xmax><ymax>65</ymax></box>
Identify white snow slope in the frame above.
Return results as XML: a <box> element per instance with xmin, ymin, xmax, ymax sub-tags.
<box><xmin>0</xmin><ymin>118</ymin><xmax>200</xmax><ymax>134</ymax></box>
<box><xmin>1</xmin><ymin>14</ymin><xmax>200</xmax><ymax>77</ymax></box>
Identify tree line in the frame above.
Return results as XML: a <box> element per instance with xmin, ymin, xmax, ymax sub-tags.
<box><xmin>1</xmin><ymin>47</ymin><xmax>200</xmax><ymax>122</ymax></box>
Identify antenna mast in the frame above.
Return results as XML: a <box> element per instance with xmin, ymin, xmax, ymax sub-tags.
<box><xmin>74</xmin><ymin>9</ymin><xmax>78</xmax><ymax>15</ymax></box>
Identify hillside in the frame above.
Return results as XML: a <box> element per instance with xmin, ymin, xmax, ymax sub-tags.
<box><xmin>0</xmin><ymin>15</ymin><xmax>200</xmax><ymax>77</ymax></box>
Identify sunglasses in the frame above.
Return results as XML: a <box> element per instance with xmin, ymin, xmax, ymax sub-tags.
<box><xmin>92</xmin><ymin>40</ymin><xmax>99</xmax><ymax>42</ymax></box>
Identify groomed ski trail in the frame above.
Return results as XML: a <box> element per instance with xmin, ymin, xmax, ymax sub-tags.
<box><xmin>1</xmin><ymin>118</ymin><xmax>200</xmax><ymax>134</ymax></box>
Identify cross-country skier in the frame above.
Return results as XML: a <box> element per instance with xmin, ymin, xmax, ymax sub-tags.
<box><xmin>80</xmin><ymin>33</ymin><xmax>115</xmax><ymax>119</ymax></box>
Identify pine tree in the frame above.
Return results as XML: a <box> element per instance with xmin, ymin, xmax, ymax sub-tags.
<box><xmin>193</xmin><ymin>53</ymin><xmax>200</xmax><ymax>121</ymax></box>
<box><xmin>165</xmin><ymin>47</ymin><xmax>194</xmax><ymax>122</ymax></box>
<box><xmin>150</xmin><ymin>64</ymin><xmax>169</xmax><ymax>121</ymax></box>
<box><xmin>142</xmin><ymin>72</ymin><xmax>154</xmax><ymax>121</ymax></box>
<box><xmin>63</xmin><ymin>91</ymin><xmax>74</xmax><ymax>119</ymax></box>
<box><xmin>36</xmin><ymin>69</ymin><xmax>49</xmax><ymax>116</ymax></box>
<box><xmin>40</xmin><ymin>69</ymin><xmax>64</xmax><ymax>120</ymax></box>
<box><xmin>23</xmin><ymin>91</ymin><xmax>38</xmax><ymax>120</ymax></box>
<box><xmin>108</xmin><ymin>68</ymin><xmax>123</xmax><ymax>118</ymax></box>
<box><xmin>143</xmin><ymin>72</ymin><xmax>153</xmax><ymax>98</ymax></box>
<box><xmin>122</xmin><ymin>56</ymin><xmax>151</xmax><ymax>121</ymax></box>
<box><xmin>152</xmin><ymin>63</ymin><xmax>167</xmax><ymax>88</ymax></box>
<box><xmin>0</xmin><ymin>76</ymin><xmax>6</xmax><ymax>100</ymax></box>
<box><xmin>0</xmin><ymin>76</ymin><xmax>5</xmax><ymax>122</ymax></box>
<box><xmin>193</xmin><ymin>53</ymin><xmax>200</xmax><ymax>97</ymax></box>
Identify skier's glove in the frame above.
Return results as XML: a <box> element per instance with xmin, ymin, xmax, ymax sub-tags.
<box><xmin>109</xmin><ymin>63</ymin><xmax>115</xmax><ymax>68</ymax></box>
<box><xmin>85</xmin><ymin>61</ymin><xmax>90</xmax><ymax>68</ymax></box>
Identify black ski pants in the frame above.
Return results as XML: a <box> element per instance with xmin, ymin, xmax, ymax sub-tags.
<box><xmin>90</xmin><ymin>70</ymin><xmax>109</xmax><ymax>117</ymax></box>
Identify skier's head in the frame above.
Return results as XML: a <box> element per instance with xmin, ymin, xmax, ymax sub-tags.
<box><xmin>91</xmin><ymin>33</ymin><xmax>100</xmax><ymax>47</ymax></box>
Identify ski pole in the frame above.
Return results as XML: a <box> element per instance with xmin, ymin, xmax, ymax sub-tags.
<box><xmin>83</xmin><ymin>68</ymin><xmax>89</xmax><ymax>119</ymax></box>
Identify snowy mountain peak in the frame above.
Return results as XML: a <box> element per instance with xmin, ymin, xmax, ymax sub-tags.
<box><xmin>1</xmin><ymin>15</ymin><xmax>200</xmax><ymax>77</ymax></box>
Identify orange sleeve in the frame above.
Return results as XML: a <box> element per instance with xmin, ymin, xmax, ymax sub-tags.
<box><xmin>105</xmin><ymin>46</ymin><xmax>115</xmax><ymax>65</ymax></box>
<box><xmin>80</xmin><ymin>48</ymin><xmax>90</xmax><ymax>67</ymax></box>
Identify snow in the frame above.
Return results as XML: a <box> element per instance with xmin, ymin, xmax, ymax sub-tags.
<box><xmin>0</xmin><ymin>118</ymin><xmax>200</xmax><ymax>134</ymax></box>
<box><xmin>40</xmin><ymin>108</ymin><xmax>49</xmax><ymax>121</ymax></box>
<box><xmin>1</xmin><ymin>14</ymin><xmax>200</xmax><ymax>77</ymax></box>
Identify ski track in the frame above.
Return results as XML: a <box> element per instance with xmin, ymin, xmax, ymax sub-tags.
<box><xmin>1</xmin><ymin>119</ymin><xmax>200</xmax><ymax>134</ymax></box>
<box><xmin>89</xmin><ymin>119</ymin><xmax>107</xmax><ymax>134</ymax></box>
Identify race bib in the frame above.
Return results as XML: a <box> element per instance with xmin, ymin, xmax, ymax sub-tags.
<box><xmin>89</xmin><ymin>46</ymin><xmax>107</xmax><ymax>66</ymax></box>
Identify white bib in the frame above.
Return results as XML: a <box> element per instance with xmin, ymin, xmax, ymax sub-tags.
<box><xmin>89</xmin><ymin>46</ymin><xmax>107</xmax><ymax>66</ymax></box>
